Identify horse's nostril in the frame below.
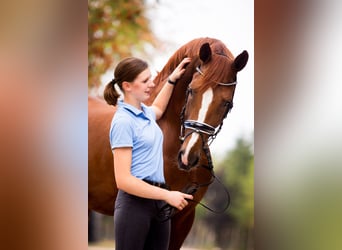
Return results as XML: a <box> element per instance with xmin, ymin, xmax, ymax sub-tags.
<box><xmin>188</xmin><ymin>154</ymin><xmax>199</xmax><ymax>167</ymax></box>
<box><xmin>178</xmin><ymin>148</ymin><xmax>200</xmax><ymax>170</ymax></box>
<box><xmin>178</xmin><ymin>150</ymin><xmax>189</xmax><ymax>170</ymax></box>
<box><xmin>181</xmin><ymin>151</ymin><xmax>188</xmax><ymax>165</ymax></box>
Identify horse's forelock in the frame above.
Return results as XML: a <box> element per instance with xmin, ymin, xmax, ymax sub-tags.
<box><xmin>153</xmin><ymin>38</ymin><xmax>221</xmax><ymax>85</ymax></box>
<box><xmin>192</xmin><ymin>55</ymin><xmax>234</xmax><ymax>92</ymax></box>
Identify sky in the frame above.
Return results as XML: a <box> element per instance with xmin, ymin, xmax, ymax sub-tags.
<box><xmin>145</xmin><ymin>0</ymin><xmax>254</xmax><ymax>156</ymax></box>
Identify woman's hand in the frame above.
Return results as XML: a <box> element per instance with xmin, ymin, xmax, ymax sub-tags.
<box><xmin>168</xmin><ymin>57</ymin><xmax>191</xmax><ymax>83</ymax></box>
<box><xmin>164</xmin><ymin>190</ymin><xmax>193</xmax><ymax>211</ymax></box>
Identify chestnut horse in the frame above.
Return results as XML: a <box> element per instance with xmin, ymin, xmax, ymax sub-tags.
<box><xmin>88</xmin><ymin>37</ymin><xmax>249</xmax><ymax>249</ymax></box>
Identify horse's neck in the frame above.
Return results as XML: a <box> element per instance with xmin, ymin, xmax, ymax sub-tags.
<box><xmin>157</xmin><ymin>82</ymin><xmax>188</xmax><ymax>138</ymax></box>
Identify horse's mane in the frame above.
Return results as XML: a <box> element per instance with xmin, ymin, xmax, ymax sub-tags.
<box><xmin>151</xmin><ymin>37</ymin><xmax>234</xmax><ymax>96</ymax></box>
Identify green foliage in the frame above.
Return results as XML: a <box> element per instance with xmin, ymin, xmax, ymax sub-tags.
<box><xmin>222</xmin><ymin>137</ymin><xmax>254</xmax><ymax>228</ymax></box>
<box><xmin>88</xmin><ymin>0</ymin><xmax>155</xmax><ymax>89</ymax></box>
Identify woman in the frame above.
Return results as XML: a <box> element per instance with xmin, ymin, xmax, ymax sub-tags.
<box><xmin>103</xmin><ymin>57</ymin><xmax>193</xmax><ymax>250</ymax></box>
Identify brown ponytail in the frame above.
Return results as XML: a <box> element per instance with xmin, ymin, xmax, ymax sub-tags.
<box><xmin>104</xmin><ymin>79</ymin><xmax>120</xmax><ymax>106</ymax></box>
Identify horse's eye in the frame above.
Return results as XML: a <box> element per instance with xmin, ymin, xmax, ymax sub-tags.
<box><xmin>196</xmin><ymin>65</ymin><xmax>204</xmax><ymax>76</ymax></box>
<box><xmin>224</xmin><ymin>101</ymin><xmax>233</xmax><ymax>110</ymax></box>
<box><xmin>188</xmin><ymin>88</ymin><xmax>193</xmax><ymax>96</ymax></box>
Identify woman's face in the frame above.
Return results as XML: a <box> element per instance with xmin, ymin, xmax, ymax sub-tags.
<box><xmin>129</xmin><ymin>68</ymin><xmax>155</xmax><ymax>102</ymax></box>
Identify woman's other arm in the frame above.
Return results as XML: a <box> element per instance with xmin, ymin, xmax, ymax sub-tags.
<box><xmin>152</xmin><ymin>57</ymin><xmax>191</xmax><ymax>120</ymax></box>
<box><xmin>113</xmin><ymin>147</ymin><xmax>193</xmax><ymax>209</ymax></box>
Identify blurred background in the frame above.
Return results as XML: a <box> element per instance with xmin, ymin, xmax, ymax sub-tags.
<box><xmin>1</xmin><ymin>0</ymin><xmax>342</xmax><ymax>250</ymax></box>
<box><xmin>88</xmin><ymin>0</ymin><xmax>253</xmax><ymax>249</ymax></box>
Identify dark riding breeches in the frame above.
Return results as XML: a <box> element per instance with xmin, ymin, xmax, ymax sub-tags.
<box><xmin>114</xmin><ymin>190</ymin><xmax>171</xmax><ymax>250</ymax></box>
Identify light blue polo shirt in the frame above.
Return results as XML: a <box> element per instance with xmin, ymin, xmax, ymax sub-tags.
<box><xmin>109</xmin><ymin>100</ymin><xmax>165</xmax><ymax>183</ymax></box>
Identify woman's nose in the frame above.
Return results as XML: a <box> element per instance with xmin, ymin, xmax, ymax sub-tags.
<box><xmin>149</xmin><ymin>79</ymin><xmax>155</xmax><ymax>87</ymax></box>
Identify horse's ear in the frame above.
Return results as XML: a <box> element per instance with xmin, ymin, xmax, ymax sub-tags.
<box><xmin>199</xmin><ymin>43</ymin><xmax>212</xmax><ymax>63</ymax></box>
<box><xmin>232</xmin><ymin>50</ymin><xmax>249</xmax><ymax>72</ymax></box>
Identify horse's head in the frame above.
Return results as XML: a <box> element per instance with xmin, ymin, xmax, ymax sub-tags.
<box><xmin>178</xmin><ymin>42</ymin><xmax>249</xmax><ymax>170</ymax></box>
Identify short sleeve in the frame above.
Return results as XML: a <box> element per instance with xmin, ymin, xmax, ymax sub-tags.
<box><xmin>109</xmin><ymin>117</ymin><xmax>134</xmax><ymax>149</ymax></box>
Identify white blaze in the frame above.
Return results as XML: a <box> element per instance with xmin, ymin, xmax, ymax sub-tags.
<box><xmin>182</xmin><ymin>88</ymin><xmax>213</xmax><ymax>165</ymax></box>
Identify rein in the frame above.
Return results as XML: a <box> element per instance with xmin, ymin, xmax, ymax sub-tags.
<box><xmin>181</xmin><ymin>131</ymin><xmax>231</xmax><ymax>213</ymax></box>
<box><xmin>185</xmin><ymin>167</ymin><xmax>231</xmax><ymax>214</ymax></box>
<box><xmin>157</xmin><ymin>145</ymin><xmax>231</xmax><ymax>222</ymax></box>
<box><xmin>157</xmin><ymin>164</ymin><xmax>231</xmax><ymax>223</ymax></box>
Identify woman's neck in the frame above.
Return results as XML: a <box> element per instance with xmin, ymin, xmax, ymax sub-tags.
<box><xmin>123</xmin><ymin>96</ymin><xmax>142</xmax><ymax>110</ymax></box>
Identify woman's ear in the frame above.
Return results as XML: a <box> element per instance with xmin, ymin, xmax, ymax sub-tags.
<box><xmin>121</xmin><ymin>81</ymin><xmax>131</xmax><ymax>92</ymax></box>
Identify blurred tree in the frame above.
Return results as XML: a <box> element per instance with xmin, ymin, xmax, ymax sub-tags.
<box><xmin>224</xmin><ymin>137</ymin><xmax>254</xmax><ymax>228</ymax></box>
<box><xmin>197</xmin><ymin>136</ymin><xmax>254</xmax><ymax>249</ymax></box>
<box><xmin>88</xmin><ymin>0</ymin><xmax>155</xmax><ymax>90</ymax></box>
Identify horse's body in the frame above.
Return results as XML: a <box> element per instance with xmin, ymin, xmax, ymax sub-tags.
<box><xmin>88</xmin><ymin>37</ymin><xmax>248</xmax><ymax>249</ymax></box>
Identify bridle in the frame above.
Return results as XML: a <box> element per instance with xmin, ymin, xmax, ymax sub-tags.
<box><xmin>168</xmin><ymin>66</ymin><xmax>237</xmax><ymax>216</ymax></box>
<box><xmin>196</xmin><ymin>66</ymin><xmax>237</xmax><ymax>86</ymax></box>
<box><xmin>157</xmin><ymin>63</ymin><xmax>238</xmax><ymax>222</ymax></box>
<box><xmin>179</xmin><ymin>66</ymin><xmax>237</xmax><ymax>149</ymax></box>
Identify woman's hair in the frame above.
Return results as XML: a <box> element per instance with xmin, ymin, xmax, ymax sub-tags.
<box><xmin>104</xmin><ymin>57</ymin><xmax>148</xmax><ymax>106</ymax></box>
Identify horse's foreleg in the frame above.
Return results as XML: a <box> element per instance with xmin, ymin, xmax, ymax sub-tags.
<box><xmin>168</xmin><ymin>208</ymin><xmax>195</xmax><ymax>250</ymax></box>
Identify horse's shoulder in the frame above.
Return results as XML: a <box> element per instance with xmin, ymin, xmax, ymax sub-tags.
<box><xmin>88</xmin><ymin>96</ymin><xmax>116</xmax><ymax>114</ymax></box>
<box><xmin>88</xmin><ymin>96</ymin><xmax>106</xmax><ymax>107</ymax></box>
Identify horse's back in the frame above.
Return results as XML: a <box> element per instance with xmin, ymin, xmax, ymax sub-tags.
<box><xmin>88</xmin><ymin>96</ymin><xmax>117</xmax><ymax>215</ymax></box>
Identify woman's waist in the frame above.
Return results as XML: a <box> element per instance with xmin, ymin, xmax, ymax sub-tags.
<box><xmin>142</xmin><ymin>179</ymin><xmax>169</xmax><ymax>190</ymax></box>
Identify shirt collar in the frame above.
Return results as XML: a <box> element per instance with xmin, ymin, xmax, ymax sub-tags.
<box><xmin>118</xmin><ymin>100</ymin><xmax>149</xmax><ymax>117</ymax></box>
